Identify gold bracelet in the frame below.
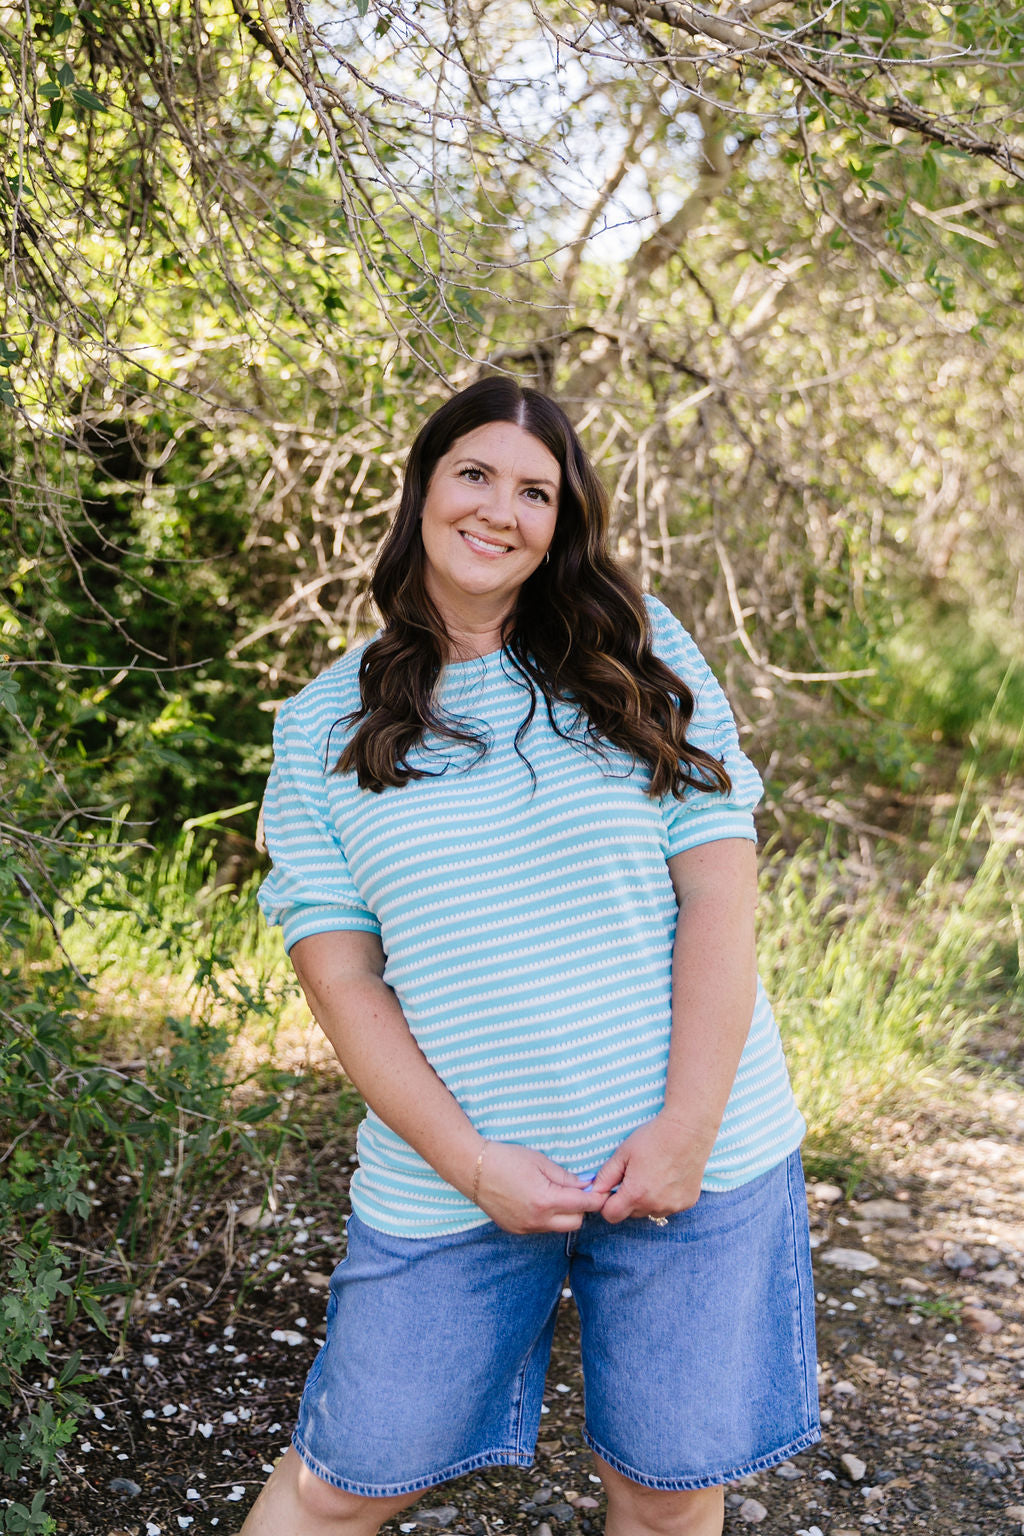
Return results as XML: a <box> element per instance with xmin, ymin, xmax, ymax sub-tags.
<box><xmin>472</xmin><ymin>1144</ymin><xmax>488</xmax><ymax>1206</ymax></box>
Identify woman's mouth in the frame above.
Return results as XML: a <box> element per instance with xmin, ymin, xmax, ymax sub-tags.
<box><xmin>460</xmin><ymin>530</ymin><xmax>513</xmax><ymax>556</ymax></box>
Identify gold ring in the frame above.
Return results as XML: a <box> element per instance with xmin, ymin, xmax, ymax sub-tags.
<box><xmin>648</xmin><ymin>1215</ymin><xmax>669</xmax><ymax>1226</ymax></box>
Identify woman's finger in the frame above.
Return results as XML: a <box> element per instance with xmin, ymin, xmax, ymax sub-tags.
<box><xmin>588</xmin><ymin>1149</ymin><xmax>628</xmax><ymax>1197</ymax></box>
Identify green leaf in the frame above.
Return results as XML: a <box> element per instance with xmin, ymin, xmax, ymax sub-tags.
<box><xmin>56</xmin><ymin>1349</ymin><xmax>84</xmax><ymax>1388</ymax></box>
<box><xmin>56</xmin><ymin>61</ymin><xmax>74</xmax><ymax>86</ymax></box>
<box><xmin>69</xmin><ymin>86</ymin><xmax>106</xmax><ymax>111</ymax></box>
<box><xmin>237</xmin><ymin>1098</ymin><xmax>279</xmax><ymax>1123</ymax></box>
<box><xmin>38</xmin><ymin>82</ymin><xmax>62</xmax><ymax>100</ymax></box>
<box><xmin>77</xmin><ymin>1292</ymin><xmax>111</xmax><ymax>1336</ymax></box>
<box><xmin>356</xmin><ymin>0</ymin><xmax>369</xmax><ymax>14</ymax></box>
<box><xmin>51</xmin><ymin>12</ymin><xmax>73</xmax><ymax>35</ymax></box>
<box><xmin>49</xmin><ymin>99</ymin><xmax>64</xmax><ymax>131</ymax></box>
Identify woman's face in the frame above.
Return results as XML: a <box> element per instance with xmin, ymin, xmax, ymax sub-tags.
<box><xmin>420</xmin><ymin>420</ymin><xmax>560</xmax><ymax>628</ymax></box>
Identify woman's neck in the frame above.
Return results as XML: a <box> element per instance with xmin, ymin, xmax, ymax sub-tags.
<box><xmin>435</xmin><ymin>601</ymin><xmax>512</xmax><ymax>662</ymax></box>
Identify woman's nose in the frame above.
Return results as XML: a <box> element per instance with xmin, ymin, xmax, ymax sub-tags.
<box><xmin>476</xmin><ymin>486</ymin><xmax>516</xmax><ymax>526</ymax></box>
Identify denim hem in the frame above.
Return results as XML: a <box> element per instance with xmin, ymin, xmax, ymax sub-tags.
<box><xmin>291</xmin><ymin>1432</ymin><xmax>534</xmax><ymax>1496</ymax></box>
<box><xmin>786</xmin><ymin>1150</ymin><xmax>821</xmax><ymax>1428</ymax></box>
<box><xmin>582</xmin><ymin>1424</ymin><xmax>822</xmax><ymax>1491</ymax></box>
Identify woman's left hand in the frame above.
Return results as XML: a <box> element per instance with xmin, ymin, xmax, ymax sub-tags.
<box><xmin>588</xmin><ymin>1112</ymin><xmax>716</xmax><ymax>1224</ymax></box>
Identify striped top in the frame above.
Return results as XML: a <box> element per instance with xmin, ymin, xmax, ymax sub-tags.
<box><xmin>258</xmin><ymin>595</ymin><xmax>805</xmax><ymax>1237</ymax></box>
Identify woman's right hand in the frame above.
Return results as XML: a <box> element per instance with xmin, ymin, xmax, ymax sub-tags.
<box><xmin>471</xmin><ymin>1141</ymin><xmax>605</xmax><ymax>1233</ymax></box>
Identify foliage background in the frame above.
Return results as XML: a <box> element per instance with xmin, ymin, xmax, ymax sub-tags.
<box><xmin>1</xmin><ymin>1</ymin><xmax>1023</xmax><ymax>1529</ymax></box>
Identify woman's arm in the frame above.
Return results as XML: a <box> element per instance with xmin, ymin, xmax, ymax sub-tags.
<box><xmin>589</xmin><ymin>837</ymin><xmax>758</xmax><ymax>1222</ymax></box>
<box><xmin>289</xmin><ymin>929</ymin><xmax>604</xmax><ymax>1234</ymax></box>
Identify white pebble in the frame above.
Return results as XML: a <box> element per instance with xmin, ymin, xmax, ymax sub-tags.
<box><xmin>271</xmin><ymin>1329</ymin><xmax>306</xmax><ymax>1347</ymax></box>
<box><xmin>197</xmin><ymin>1423</ymin><xmax>213</xmax><ymax>1438</ymax></box>
<box><xmin>151</xmin><ymin>1333</ymin><xmax>172</xmax><ymax>1343</ymax></box>
<box><xmin>738</xmin><ymin>1497</ymin><xmax>767</xmax><ymax>1523</ymax></box>
<box><xmin>841</xmin><ymin>1452</ymin><xmax>867</xmax><ymax>1481</ymax></box>
<box><xmin>226</xmin><ymin>1485</ymin><xmax>246</xmax><ymax>1501</ymax></box>
<box><xmin>146</xmin><ymin>1524</ymin><xmax>162</xmax><ymax>1536</ymax></box>
<box><xmin>178</xmin><ymin>1517</ymin><xmax>194</xmax><ymax>1529</ymax></box>
<box><xmin>92</xmin><ymin>1406</ymin><xmax>106</xmax><ymax>1421</ymax></box>
<box><xmin>222</xmin><ymin>1411</ymin><xmax>239</xmax><ymax>1424</ymax></box>
<box><xmin>162</xmin><ymin>1404</ymin><xmax>177</xmax><ymax>1417</ymax></box>
<box><xmin>819</xmin><ymin>1247</ymin><xmax>880</xmax><ymax>1272</ymax></box>
<box><xmin>187</xmin><ymin>1489</ymin><xmax>200</xmax><ymax>1500</ymax></box>
<box><xmin>143</xmin><ymin>1354</ymin><xmax>160</xmax><ymax>1368</ymax></box>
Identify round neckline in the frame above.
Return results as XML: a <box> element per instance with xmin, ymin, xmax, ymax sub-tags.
<box><xmin>442</xmin><ymin>645</ymin><xmax>504</xmax><ymax>670</ymax></box>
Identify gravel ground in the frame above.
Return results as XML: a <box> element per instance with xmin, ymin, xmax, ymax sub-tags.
<box><xmin>16</xmin><ymin>1080</ymin><xmax>1024</xmax><ymax>1536</ymax></box>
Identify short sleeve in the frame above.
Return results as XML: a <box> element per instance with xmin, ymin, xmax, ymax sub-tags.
<box><xmin>646</xmin><ymin>595</ymin><xmax>764</xmax><ymax>857</ymax></box>
<box><xmin>257</xmin><ymin>699</ymin><xmax>381</xmax><ymax>952</ymax></box>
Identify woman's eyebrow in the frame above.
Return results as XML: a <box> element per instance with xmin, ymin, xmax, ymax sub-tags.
<box><xmin>455</xmin><ymin>456</ymin><xmax>558</xmax><ymax>490</ymax></box>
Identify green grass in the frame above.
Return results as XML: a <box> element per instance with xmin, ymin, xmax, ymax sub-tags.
<box><xmin>758</xmin><ymin>811</ymin><xmax>1023</xmax><ymax>1160</ymax></box>
<box><xmin>59</xmin><ymin>825</ymin><xmax>303</xmax><ymax>1056</ymax></box>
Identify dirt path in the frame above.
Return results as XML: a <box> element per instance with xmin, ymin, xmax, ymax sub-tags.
<box><xmin>31</xmin><ymin>1080</ymin><xmax>1024</xmax><ymax>1536</ymax></box>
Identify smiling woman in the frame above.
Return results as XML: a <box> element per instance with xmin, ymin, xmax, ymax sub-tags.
<box><xmin>418</xmin><ymin>421</ymin><xmax>560</xmax><ymax>654</ymax></box>
<box><xmin>243</xmin><ymin>376</ymin><xmax>819</xmax><ymax>1536</ymax></box>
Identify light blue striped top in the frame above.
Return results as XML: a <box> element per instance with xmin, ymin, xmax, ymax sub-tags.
<box><xmin>258</xmin><ymin>595</ymin><xmax>805</xmax><ymax>1236</ymax></box>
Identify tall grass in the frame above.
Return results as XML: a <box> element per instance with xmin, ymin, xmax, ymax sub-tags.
<box><xmin>758</xmin><ymin>811</ymin><xmax>1023</xmax><ymax>1159</ymax></box>
<box><xmin>61</xmin><ymin>824</ymin><xmax>310</xmax><ymax>1058</ymax></box>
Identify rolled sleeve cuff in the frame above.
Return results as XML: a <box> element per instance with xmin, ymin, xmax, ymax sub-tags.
<box><xmin>279</xmin><ymin>904</ymin><xmax>382</xmax><ymax>953</ymax></box>
<box><xmin>665</xmin><ymin>802</ymin><xmax>758</xmax><ymax>858</ymax></box>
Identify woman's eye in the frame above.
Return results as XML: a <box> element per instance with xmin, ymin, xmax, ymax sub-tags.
<box><xmin>459</xmin><ymin>466</ymin><xmax>484</xmax><ymax>481</ymax></box>
<box><xmin>525</xmin><ymin>487</ymin><xmax>551</xmax><ymax>504</ymax></box>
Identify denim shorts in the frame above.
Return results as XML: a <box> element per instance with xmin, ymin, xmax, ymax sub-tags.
<box><xmin>292</xmin><ymin>1149</ymin><xmax>820</xmax><ymax>1495</ymax></box>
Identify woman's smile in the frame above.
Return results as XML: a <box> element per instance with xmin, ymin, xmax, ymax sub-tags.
<box><xmin>460</xmin><ymin>529</ymin><xmax>515</xmax><ymax>556</ymax></box>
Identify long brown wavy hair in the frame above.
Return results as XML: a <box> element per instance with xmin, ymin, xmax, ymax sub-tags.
<box><xmin>336</xmin><ymin>377</ymin><xmax>731</xmax><ymax>800</ymax></box>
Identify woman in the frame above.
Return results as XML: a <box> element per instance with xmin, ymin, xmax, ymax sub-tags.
<box><xmin>243</xmin><ymin>378</ymin><xmax>819</xmax><ymax>1536</ymax></box>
